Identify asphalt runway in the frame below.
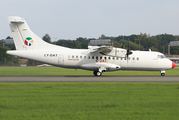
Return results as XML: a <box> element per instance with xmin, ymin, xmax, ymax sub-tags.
<box><xmin>0</xmin><ymin>76</ymin><xmax>179</xmax><ymax>82</ymax></box>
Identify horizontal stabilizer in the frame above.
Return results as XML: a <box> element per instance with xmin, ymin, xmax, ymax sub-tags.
<box><xmin>10</xmin><ymin>16</ymin><xmax>25</xmax><ymax>23</ymax></box>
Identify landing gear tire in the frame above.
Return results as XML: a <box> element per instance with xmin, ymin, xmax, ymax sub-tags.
<box><xmin>97</xmin><ymin>71</ymin><xmax>102</xmax><ymax>76</ymax></box>
<box><xmin>93</xmin><ymin>71</ymin><xmax>102</xmax><ymax>76</ymax></box>
<box><xmin>161</xmin><ymin>73</ymin><xmax>165</xmax><ymax>76</ymax></box>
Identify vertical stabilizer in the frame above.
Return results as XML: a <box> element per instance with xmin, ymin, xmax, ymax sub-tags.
<box><xmin>8</xmin><ymin>16</ymin><xmax>65</xmax><ymax>50</ymax></box>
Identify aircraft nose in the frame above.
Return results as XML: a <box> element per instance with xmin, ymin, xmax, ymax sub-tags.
<box><xmin>172</xmin><ymin>61</ymin><xmax>176</xmax><ymax>69</ymax></box>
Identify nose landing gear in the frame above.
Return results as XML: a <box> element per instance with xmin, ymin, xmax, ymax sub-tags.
<box><xmin>161</xmin><ymin>73</ymin><xmax>165</xmax><ymax>76</ymax></box>
<box><xmin>160</xmin><ymin>70</ymin><xmax>165</xmax><ymax>76</ymax></box>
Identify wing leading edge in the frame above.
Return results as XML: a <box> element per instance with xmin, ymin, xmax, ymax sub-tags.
<box><xmin>88</xmin><ymin>45</ymin><xmax>127</xmax><ymax>57</ymax></box>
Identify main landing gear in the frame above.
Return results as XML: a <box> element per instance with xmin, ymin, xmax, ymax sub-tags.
<box><xmin>93</xmin><ymin>71</ymin><xmax>102</xmax><ymax>76</ymax></box>
<box><xmin>93</xmin><ymin>66</ymin><xmax>106</xmax><ymax>76</ymax></box>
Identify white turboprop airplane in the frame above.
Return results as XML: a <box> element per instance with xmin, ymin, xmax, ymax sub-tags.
<box><xmin>7</xmin><ymin>16</ymin><xmax>176</xmax><ymax>76</ymax></box>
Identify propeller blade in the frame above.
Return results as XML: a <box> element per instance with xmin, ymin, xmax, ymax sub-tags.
<box><xmin>126</xmin><ymin>39</ymin><xmax>132</xmax><ymax>60</ymax></box>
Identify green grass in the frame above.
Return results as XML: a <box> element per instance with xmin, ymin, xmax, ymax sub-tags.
<box><xmin>0</xmin><ymin>67</ymin><xmax>178</xmax><ymax>76</ymax></box>
<box><xmin>0</xmin><ymin>82</ymin><xmax>179</xmax><ymax>120</ymax></box>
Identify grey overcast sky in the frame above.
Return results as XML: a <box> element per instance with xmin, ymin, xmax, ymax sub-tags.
<box><xmin>1</xmin><ymin>0</ymin><xmax>179</xmax><ymax>41</ymax></box>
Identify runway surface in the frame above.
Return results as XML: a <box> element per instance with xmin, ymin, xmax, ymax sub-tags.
<box><xmin>0</xmin><ymin>76</ymin><xmax>179</xmax><ymax>82</ymax></box>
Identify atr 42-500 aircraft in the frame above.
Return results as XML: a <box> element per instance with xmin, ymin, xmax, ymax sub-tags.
<box><xmin>7</xmin><ymin>16</ymin><xmax>176</xmax><ymax>76</ymax></box>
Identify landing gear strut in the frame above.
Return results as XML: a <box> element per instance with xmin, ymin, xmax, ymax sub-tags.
<box><xmin>93</xmin><ymin>71</ymin><xmax>102</xmax><ymax>76</ymax></box>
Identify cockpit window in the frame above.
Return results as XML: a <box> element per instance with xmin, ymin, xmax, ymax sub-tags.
<box><xmin>157</xmin><ymin>55</ymin><xmax>167</xmax><ymax>59</ymax></box>
<box><xmin>162</xmin><ymin>55</ymin><xmax>167</xmax><ymax>58</ymax></box>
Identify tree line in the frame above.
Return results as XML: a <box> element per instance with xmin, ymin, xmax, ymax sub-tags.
<box><xmin>43</xmin><ymin>33</ymin><xmax>179</xmax><ymax>54</ymax></box>
<box><xmin>0</xmin><ymin>33</ymin><xmax>179</xmax><ymax>61</ymax></box>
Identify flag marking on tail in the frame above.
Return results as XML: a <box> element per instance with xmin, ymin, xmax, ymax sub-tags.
<box><xmin>24</xmin><ymin>37</ymin><xmax>33</xmax><ymax>46</ymax></box>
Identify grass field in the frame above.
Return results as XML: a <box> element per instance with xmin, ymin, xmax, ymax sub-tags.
<box><xmin>0</xmin><ymin>67</ymin><xmax>179</xmax><ymax>119</ymax></box>
<box><xmin>0</xmin><ymin>67</ymin><xmax>178</xmax><ymax>76</ymax></box>
<box><xmin>0</xmin><ymin>82</ymin><xmax>179</xmax><ymax>120</ymax></box>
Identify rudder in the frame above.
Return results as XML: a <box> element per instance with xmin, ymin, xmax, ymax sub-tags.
<box><xmin>8</xmin><ymin>16</ymin><xmax>52</xmax><ymax>50</ymax></box>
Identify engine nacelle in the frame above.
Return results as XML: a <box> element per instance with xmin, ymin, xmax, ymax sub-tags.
<box><xmin>106</xmin><ymin>48</ymin><xmax>126</xmax><ymax>58</ymax></box>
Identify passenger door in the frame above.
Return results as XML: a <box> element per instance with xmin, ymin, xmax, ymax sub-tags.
<box><xmin>58</xmin><ymin>55</ymin><xmax>64</xmax><ymax>65</ymax></box>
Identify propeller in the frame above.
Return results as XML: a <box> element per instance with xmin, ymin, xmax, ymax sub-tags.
<box><xmin>126</xmin><ymin>39</ymin><xmax>132</xmax><ymax>60</ymax></box>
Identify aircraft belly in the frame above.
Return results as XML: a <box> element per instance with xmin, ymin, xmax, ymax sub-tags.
<box><xmin>81</xmin><ymin>62</ymin><xmax>121</xmax><ymax>71</ymax></box>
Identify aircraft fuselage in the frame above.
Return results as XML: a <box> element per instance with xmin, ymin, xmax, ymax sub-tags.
<box><xmin>7</xmin><ymin>48</ymin><xmax>173</xmax><ymax>72</ymax></box>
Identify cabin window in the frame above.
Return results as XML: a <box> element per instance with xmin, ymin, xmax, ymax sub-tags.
<box><xmin>108</xmin><ymin>57</ymin><xmax>111</xmax><ymax>60</ymax></box>
<box><xmin>128</xmin><ymin>57</ymin><xmax>130</xmax><ymax>60</ymax></box>
<box><xmin>92</xmin><ymin>56</ymin><xmax>94</xmax><ymax>59</ymax></box>
<box><xmin>125</xmin><ymin>58</ymin><xmax>126</xmax><ymax>60</ymax></box>
<box><xmin>80</xmin><ymin>56</ymin><xmax>82</xmax><ymax>59</ymax></box>
<box><xmin>100</xmin><ymin>56</ymin><xmax>102</xmax><ymax>59</ymax></box>
<box><xmin>116</xmin><ymin>57</ymin><xmax>119</xmax><ymax>60</ymax></box>
<box><xmin>76</xmin><ymin>56</ymin><xmax>78</xmax><ymax>59</ymax></box>
<box><xmin>96</xmin><ymin>56</ymin><xmax>98</xmax><ymax>60</ymax></box>
<box><xmin>121</xmin><ymin>58</ymin><xmax>123</xmax><ymax>60</ymax></box>
<box><xmin>133</xmin><ymin>57</ymin><xmax>135</xmax><ymax>60</ymax></box>
<box><xmin>104</xmin><ymin>57</ymin><xmax>107</xmax><ymax>59</ymax></box>
<box><xmin>72</xmin><ymin>55</ymin><xmax>74</xmax><ymax>58</ymax></box>
<box><xmin>88</xmin><ymin>56</ymin><xmax>90</xmax><ymax>59</ymax></box>
<box><xmin>84</xmin><ymin>56</ymin><xmax>86</xmax><ymax>59</ymax></box>
<box><xmin>137</xmin><ymin>57</ymin><xmax>139</xmax><ymax>60</ymax></box>
<box><xmin>113</xmin><ymin>57</ymin><xmax>115</xmax><ymax>60</ymax></box>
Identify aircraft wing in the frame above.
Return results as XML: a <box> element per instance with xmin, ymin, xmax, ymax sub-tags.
<box><xmin>88</xmin><ymin>46</ymin><xmax>113</xmax><ymax>55</ymax></box>
<box><xmin>87</xmin><ymin>46</ymin><xmax>127</xmax><ymax>57</ymax></box>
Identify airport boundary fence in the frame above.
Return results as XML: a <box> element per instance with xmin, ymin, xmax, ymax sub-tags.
<box><xmin>0</xmin><ymin>59</ymin><xmax>44</xmax><ymax>66</ymax></box>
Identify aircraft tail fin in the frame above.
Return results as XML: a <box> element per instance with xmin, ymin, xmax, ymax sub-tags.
<box><xmin>8</xmin><ymin>16</ymin><xmax>63</xmax><ymax>50</ymax></box>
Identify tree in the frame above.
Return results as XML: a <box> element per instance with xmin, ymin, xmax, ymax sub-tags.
<box><xmin>0</xmin><ymin>46</ymin><xmax>18</xmax><ymax>60</ymax></box>
<box><xmin>76</xmin><ymin>37</ymin><xmax>88</xmax><ymax>49</ymax></box>
<box><xmin>174</xmin><ymin>36</ymin><xmax>179</xmax><ymax>41</ymax></box>
<box><xmin>119</xmin><ymin>40</ymin><xmax>139</xmax><ymax>50</ymax></box>
<box><xmin>170</xmin><ymin>46</ymin><xmax>179</xmax><ymax>55</ymax></box>
<box><xmin>113</xmin><ymin>41</ymin><xmax>122</xmax><ymax>48</ymax></box>
<box><xmin>42</xmin><ymin>34</ymin><xmax>51</xmax><ymax>43</ymax></box>
<box><xmin>6</xmin><ymin>36</ymin><xmax>12</xmax><ymax>39</ymax></box>
<box><xmin>0</xmin><ymin>41</ymin><xmax>3</xmax><ymax>48</ymax></box>
<box><xmin>147</xmin><ymin>36</ymin><xmax>158</xmax><ymax>51</ymax></box>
